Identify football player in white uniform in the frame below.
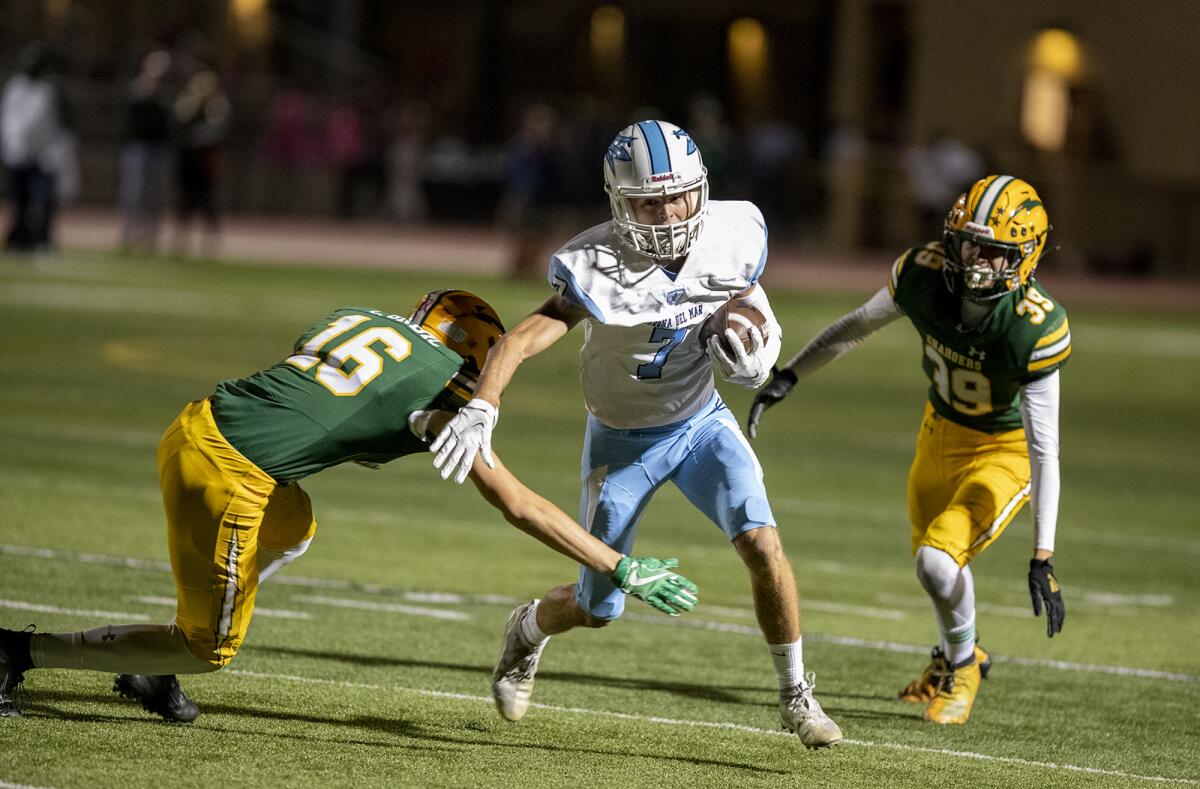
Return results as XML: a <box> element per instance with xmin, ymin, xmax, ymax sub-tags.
<box><xmin>431</xmin><ymin>120</ymin><xmax>842</xmax><ymax>748</ymax></box>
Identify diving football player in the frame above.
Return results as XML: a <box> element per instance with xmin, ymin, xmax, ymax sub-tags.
<box><xmin>0</xmin><ymin>290</ymin><xmax>699</xmax><ymax>721</ymax></box>
<box><xmin>431</xmin><ymin>121</ymin><xmax>842</xmax><ymax>748</ymax></box>
<box><xmin>749</xmin><ymin>175</ymin><xmax>1069</xmax><ymax>724</ymax></box>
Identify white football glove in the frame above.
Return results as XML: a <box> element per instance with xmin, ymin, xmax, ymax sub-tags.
<box><xmin>706</xmin><ymin>326</ymin><xmax>770</xmax><ymax>388</ymax></box>
<box><xmin>430</xmin><ymin>398</ymin><xmax>498</xmax><ymax>484</ymax></box>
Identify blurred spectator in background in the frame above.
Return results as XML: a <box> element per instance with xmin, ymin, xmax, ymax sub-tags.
<box><xmin>265</xmin><ymin>88</ymin><xmax>323</xmax><ymax>166</ymax></box>
<box><xmin>904</xmin><ymin>130</ymin><xmax>983</xmax><ymax>240</ymax></box>
<box><xmin>328</xmin><ymin>98</ymin><xmax>387</xmax><ymax>219</ymax></box>
<box><xmin>263</xmin><ymin>88</ymin><xmax>327</xmax><ymax>215</ymax></box>
<box><xmin>496</xmin><ymin>103</ymin><xmax>563</xmax><ymax>278</ymax></box>
<box><xmin>385</xmin><ymin>99</ymin><xmax>431</xmax><ymax>224</ymax></box>
<box><xmin>2</xmin><ymin>42</ymin><xmax>72</xmax><ymax>255</ymax></box>
<box><xmin>172</xmin><ymin>70</ymin><xmax>229</xmax><ymax>257</ymax></box>
<box><xmin>687</xmin><ymin>93</ymin><xmax>733</xmax><ymax>195</ymax></box>
<box><xmin>742</xmin><ymin>117</ymin><xmax>804</xmax><ymax>233</ymax></box>
<box><xmin>327</xmin><ymin>99</ymin><xmax>366</xmax><ymax>218</ymax></box>
<box><xmin>118</xmin><ymin>50</ymin><xmax>174</xmax><ymax>254</ymax></box>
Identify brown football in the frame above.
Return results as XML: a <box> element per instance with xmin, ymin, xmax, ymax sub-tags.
<box><xmin>698</xmin><ymin>288</ymin><xmax>770</xmax><ymax>355</ymax></box>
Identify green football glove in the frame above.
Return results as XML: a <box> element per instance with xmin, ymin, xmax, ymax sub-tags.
<box><xmin>612</xmin><ymin>556</ymin><xmax>699</xmax><ymax>616</ymax></box>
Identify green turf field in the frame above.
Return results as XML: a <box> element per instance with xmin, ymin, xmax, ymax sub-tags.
<box><xmin>1</xmin><ymin>250</ymin><xmax>1197</xmax><ymax>788</ymax></box>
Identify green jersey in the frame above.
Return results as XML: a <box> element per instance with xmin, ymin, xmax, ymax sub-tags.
<box><xmin>889</xmin><ymin>242</ymin><xmax>1072</xmax><ymax>433</ymax></box>
<box><xmin>211</xmin><ymin>307</ymin><xmax>473</xmax><ymax>483</ymax></box>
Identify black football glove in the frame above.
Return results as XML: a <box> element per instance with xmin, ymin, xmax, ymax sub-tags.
<box><xmin>747</xmin><ymin>367</ymin><xmax>797</xmax><ymax>439</ymax></box>
<box><xmin>1028</xmin><ymin>558</ymin><xmax>1065</xmax><ymax>638</ymax></box>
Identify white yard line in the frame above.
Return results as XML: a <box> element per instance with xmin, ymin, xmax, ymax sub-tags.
<box><xmin>4</xmin><ymin>543</ymin><xmax>1197</xmax><ymax>682</ymax></box>
<box><xmin>223</xmin><ymin>669</ymin><xmax>1199</xmax><ymax>785</ymax></box>
<box><xmin>0</xmin><ymin>598</ymin><xmax>149</xmax><ymax>621</ymax></box>
<box><xmin>291</xmin><ymin>594</ymin><xmax>470</xmax><ymax>621</ymax></box>
<box><xmin>0</xmin><ymin>781</ymin><xmax>58</xmax><ymax>789</ymax></box>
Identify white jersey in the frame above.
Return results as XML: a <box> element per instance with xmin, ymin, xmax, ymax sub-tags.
<box><xmin>549</xmin><ymin>200</ymin><xmax>769</xmax><ymax>429</ymax></box>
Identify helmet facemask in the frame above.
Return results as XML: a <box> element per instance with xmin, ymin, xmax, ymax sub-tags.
<box><xmin>603</xmin><ymin>120</ymin><xmax>709</xmax><ymax>262</ymax></box>
<box><xmin>606</xmin><ymin>181</ymin><xmax>709</xmax><ymax>261</ymax></box>
<box><xmin>943</xmin><ymin>223</ymin><xmax>1028</xmax><ymax>301</ymax></box>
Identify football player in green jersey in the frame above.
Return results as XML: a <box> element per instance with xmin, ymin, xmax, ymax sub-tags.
<box><xmin>748</xmin><ymin>175</ymin><xmax>1069</xmax><ymax>725</ymax></box>
<box><xmin>0</xmin><ymin>290</ymin><xmax>699</xmax><ymax>722</ymax></box>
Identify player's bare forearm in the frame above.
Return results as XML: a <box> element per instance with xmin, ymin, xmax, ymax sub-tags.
<box><xmin>474</xmin><ymin>295</ymin><xmax>584</xmax><ymax>406</ymax></box>
<box><xmin>469</xmin><ymin>453</ymin><xmax>620</xmax><ymax>574</ymax></box>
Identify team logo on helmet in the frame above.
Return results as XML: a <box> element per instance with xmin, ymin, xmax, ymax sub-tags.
<box><xmin>605</xmin><ymin>134</ymin><xmax>635</xmax><ymax>174</ymax></box>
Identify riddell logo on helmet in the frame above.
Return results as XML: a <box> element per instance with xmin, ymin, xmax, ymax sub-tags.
<box><xmin>649</xmin><ymin>173</ymin><xmax>676</xmax><ymax>183</ymax></box>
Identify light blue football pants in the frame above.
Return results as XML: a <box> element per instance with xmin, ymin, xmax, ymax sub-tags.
<box><xmin>576</xmin><ymin>392</ymin><xmax>775</xmax><ymax>619</ymax></box>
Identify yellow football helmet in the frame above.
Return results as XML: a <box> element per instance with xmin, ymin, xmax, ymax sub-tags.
<box><xmin>410</xmin><ymin>289</ymin><xmax>505</xmax><ymax>371</ymax></box>
<box><xmin>943</xmin><ymin>175</ymin><xmax>1050</xmax><ymax>300</ymax></box>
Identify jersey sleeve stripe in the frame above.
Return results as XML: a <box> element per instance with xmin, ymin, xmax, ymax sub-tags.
<box><xmin>749</xmin><ymin>227</ymin><xmax>769</xmax><ymax>283</ymax></box>
<box><xmin>1029</xmin><ymin>345</ymin><xmax>1071</xmax><ymax>372</ymax></box>
<box><xmin>888</xmin><ymin>253</ymin><xmax>906</xmax><ymax>297</ymax></box>
<box><xmin>1035</xmin><ymin>319</ymin><xmax>1070</xmax><ymax>348</ymax></box>
<box><xmin>549</xmin><ymin>256</ymin><xmax>607</xmax><ymax>323</ymax></box>
<box><xmin>1030</xmin><ymin>331</ymin><xmax>1071</xmax><ymax>361</ymax></box>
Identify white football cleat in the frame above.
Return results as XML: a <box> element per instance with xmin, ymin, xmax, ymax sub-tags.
<box><xmin>779</xmin><ymin>672</ymin><xmax>843</xmax><ymax>749</ymax></box>
<box><xmin>491</xmin><ymin>601</ymin><xmax>548</xmax><ymax>722</ymax></box>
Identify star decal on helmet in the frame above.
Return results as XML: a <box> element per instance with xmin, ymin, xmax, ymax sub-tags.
<box><xmin>605</xmin><ymin>134</ymin><xmax>635</xmax><ymax>173</ymax></box>
<box><xmin>672</xmin><ymin>127</ymin><xmax>697</xmax><ymax>155</ymax></box>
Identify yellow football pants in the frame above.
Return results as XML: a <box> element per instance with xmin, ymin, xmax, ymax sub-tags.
<box><xmin>907</xmin><ymin>402</ymin><xmax>1031</xmax><ymax>567</ymax></box>
<box><xmin>158</xmin><ymin>399</ymin><xmax>317</xmax><ymax>667</ymax></box>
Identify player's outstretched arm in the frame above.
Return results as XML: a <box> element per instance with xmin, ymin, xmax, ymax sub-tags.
<box><xmin>431</xmin><ymin>295</ymin><xmax>586</xmax><ymax>484</ymax></box>
<box><xmin>466</xmin><ymin>451</ymin><xmax>698</xmax><ymax>615</ymax></box>
<box><xmin>747</xmin><ymin>286</ymin><xmax>901</xmax><ymax>439</ymax></box>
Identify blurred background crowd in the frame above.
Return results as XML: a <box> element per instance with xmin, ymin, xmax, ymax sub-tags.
<box><xmin>3</xmin><ymin>0</ymin><xmax>1198</xmax><ymax>279</ymax></box>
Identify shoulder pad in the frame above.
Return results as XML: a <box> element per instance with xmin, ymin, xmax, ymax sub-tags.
<box><xmin>889</xmin><ymin>243</ymin><xmax>944</xmax><ymax>296</ymax></box>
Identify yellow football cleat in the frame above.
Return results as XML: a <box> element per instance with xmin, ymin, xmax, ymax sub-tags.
<box><xmin>899</xmin><ymin>644</ymin><xmax>991</xmax><ymax>704</ymax></box>
<box><xmin>923</xmin><ymin>659</ymin><xmax>982</xmax><ymax>725</ymax></box>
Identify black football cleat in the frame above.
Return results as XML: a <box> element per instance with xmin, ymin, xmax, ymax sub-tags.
<box><xmin>0</xmin><ymin>627</ymin><xmax>33</xmax><ymax>718</ymax></box>
<box><xmin>113</xmin><ymin>674</ymin><xmax>200</xmax><ymax>723</ymax></box>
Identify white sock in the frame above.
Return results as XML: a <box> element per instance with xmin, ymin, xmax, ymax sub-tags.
<box><xmin>943</xmin><ymin>616</ymin><xmax>977</xmax><ymax>666</ymax></box>
<box><xmin>915</xmin><ymin>545</ymin><xmax>977</xmax><ymax>666</ymax></box>
<box><xmin>768</xmin><ymin>637</ymin><xmax>805</xmax><ymax>690</ymax></box>
<box><xmin>518</xmin><ymin>599</ymin><xmax>548</xmax><ymax>647</ymax></box>
<box><xmin>30</xmin><ymin>623</ymin><xmax>215</xmax><ymax>675</ymax></box>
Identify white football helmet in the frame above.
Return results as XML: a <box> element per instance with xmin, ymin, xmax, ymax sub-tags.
<box><xmin>603</xmin><ymin>120</ymin><xmax>709</xmax><ymax>260</ymax></box>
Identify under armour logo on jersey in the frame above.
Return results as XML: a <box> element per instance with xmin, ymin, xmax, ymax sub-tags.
<box><xmin>665</xmin><ymin>288</ymin><xmax>686</xmax><ymax>305</ymax></box>
<box><xmin>968</xmin><ymin>346</ymin><xmax>987</xmax><ymax>361</ymax></box>
<box><xmin>672</xmin><ymin>127</ymin><xmax>697</xmax><ymax>155</ymax></box>
<box><xmin>605</xmin><ymin>134</ymin><xmax>635</xmax><ymax>173</ymax></box>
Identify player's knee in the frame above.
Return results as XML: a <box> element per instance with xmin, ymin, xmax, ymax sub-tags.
<box><xmin>915</xmin><ymin>544</ymin><xmax>959</xmax><ymax>598</ymax></box>
<box><xmin>579</xmin><ymin>611</ymin><xmax>614</xmax><ymax>629</ymax></box>
<box><xmin>175</xmin><ymin>624</ymin><xmax>244</xmax><ymax>671</ymax></box>
<box><xmin>257</xmin><ymin>537</ymin><xmax>313</xmax><ymax>583</ymax></box>
<box><xmin>733</xmin><ymin>524</ymin><xmax>784</xmax><ymax>570</ymax></box>
<box><xmin>173</xmin><ymin>632</ymin><xmax>231</xmax><ymax>673</ymax></box>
